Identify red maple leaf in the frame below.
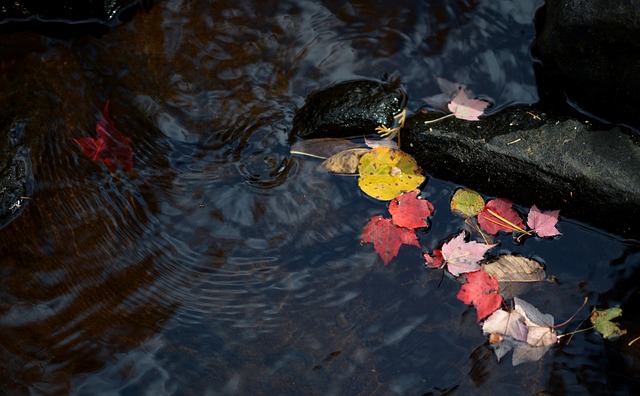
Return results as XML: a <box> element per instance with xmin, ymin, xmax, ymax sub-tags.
<box><xmin>74</xmin><ymin>102</ymin><xmax>133</xmax><ymax>171</ymax></box>
<box><xmin>362</xmin><ymin>215</ymin><xmax>420</xmax><ymax>265</ymax></box>
<box><xmin>456</xmin><ymin>270</ymin><xmax>503</xmax><ymax>322</ymax></box>
<box><xmin>447</xmin><ymin>86</ymin><xmax>490</xmax><ymax>121</ymax></box>
<box><xmin>424</xmin><ymin>248</ymin><xmax>444</xmax><ymax>269</ymax></box>
<box><xmin>388</xmin><ymin>189</ymin><xmax>434</xmax><ymax>229</ymax></box>
<box><xmin>478</xmin><ymin>198</ymin><xmax>526</xmax><ymax>235</ymax></box>
<box><xmin>526</xmin><ymin>204</ymin><xmax>561</xmax><ymax>237</ymax></box>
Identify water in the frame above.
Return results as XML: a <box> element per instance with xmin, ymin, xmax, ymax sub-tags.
<box><xmin>1</xmin><ymin>0</ymin><xmax>639</xmax><ymax>394</ymax></box>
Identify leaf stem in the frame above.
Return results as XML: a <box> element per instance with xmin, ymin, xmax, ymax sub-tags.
<box><xmin>555</xmin><ymin>296</ymin><xmax>589</xmax><ymax>328</ymax></box>
<box><xmin>484</xmin><ymin>209</ymin><xmax>532</xmax><ymax>235</ymax></box>
<box><xmin>290</xmin><ymin>150</ymin><xmax>328</xmax><ymax>160</ymax></box>
<box><xmin>422</xmin><ymin>113</ymin><xmax>455</xmax><ymax>124</ymax></box>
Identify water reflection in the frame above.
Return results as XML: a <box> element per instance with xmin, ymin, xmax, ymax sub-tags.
<box><xmin>1</xmin><ymin>0</ymin><xmax>637</xmax><ymax>394</ymax></box>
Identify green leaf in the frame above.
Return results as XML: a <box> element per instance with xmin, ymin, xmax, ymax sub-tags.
<box><xmin>450</xmin><ymin>188</ymin><xmax>485</xmax><ymax>218</ymax></box>
<box><xmin>357</xmin><ymin>147</ymin><xmax>425</xmax><ymax>201</ymax></box>
<box><xmin>590</xmin><ymin>307</ymin><xmax>627</xmax><ymax>339</ymax></box>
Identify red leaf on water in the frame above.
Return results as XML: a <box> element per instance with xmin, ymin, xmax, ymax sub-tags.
<box><xmin>388</xmin><ymin>189</ymin><xmax>434</xmax><ymax>229</ymax></box>
<box><xmin>447</xmin><ymin>86</ymin><xmax>490</xmax><ymax>121</ymax></box>
<box><xmin>478</xmin><ymin>198</ymin><xmax>526</xmax><ymax>235</ymax></box>
<box><xmin>362</xmin><ymin>215</ymin><xmax>420</xmax><ymax>265</ymax></box>
<box><xmin>424</xmin><ymin>248</ymin><xmax>444</xmax><ymax>269</ymax></box>
<box><xmin>435</xmin><ymin>230</ymin><xmax>496</xmax><ymax>276</ymax></box>
<box><xmin>74</xmin><ymin>102</ymin><xmax>133</xmax><ymax>171</ymax></box>
<box><xmin>526</xmin><ymin>205</ymin><xmax>561</xmax><ymax>237</ymax></box>
<box><xmin>456</xmin><ymin>270</ymin><xmax>503</xmax><ymax>322</ymax></box>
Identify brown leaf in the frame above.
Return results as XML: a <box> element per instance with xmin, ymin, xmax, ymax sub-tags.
<box><xmin>483</xmin><ymin>255</ymin><xmax>546</xmax><ymax>283</ymax></box>
<box><xmin>291</xmin><ymin>138</ymin><xmax>362</xmax><ymax>159</ymax></box>
<box><xmin>317</xmin><ymin>148</ymin><xmax>370</xmax><ymax>174</ymax></box>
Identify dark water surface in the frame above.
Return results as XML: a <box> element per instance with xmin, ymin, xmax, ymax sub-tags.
<box><xmin>1</xmin><ymin>0</ymin><xmax>639</xmax><ymax>394</ymax></box>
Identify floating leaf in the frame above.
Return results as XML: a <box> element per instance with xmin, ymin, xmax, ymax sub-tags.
<box><xmin>456</xmin><ymin>270</ymin><xmax>503</xmax><ymax>322</ymax></box>
<box><xmin>318</xmin><ymin>148</ymin><xmax>370</xmax><ymax>174</ymax></box>
<box><xmin>389</xmin><ymin>189</ymin><xmax>434</xmax><ymax>229</ymax></box>
<box><xmin>424</xmin><ymin>249</ymin><xmax>444</xmax><ymax>269</ymax></box>
<box><xmin>362</xmin><ymin>215</ymin><xmax>420</xmax><ymax>265</ymax></box>
<box><xmin>527</xmin><ymin>205</ymin><xmax>561</xmax><ymax>237</ymax></box>
<box><xmin>483</xmin><ymin>309</ymin><xmax>528</xmax><ymax>343</ymax></box>
<box><xmin>590</xmin><ymin>308</ymin><xmax>626</xmax><ymax>339</ymax></box>
<box><xmin>74</xmin><ymin>102</ymin><xmax>133</xmax><ymax>171</ymax></box>
<box><xmin>514</xmin><ymin>297</ymin><xmax>557</xmax><ymax>348</ymax></box>
<box><xmin>450</xmin><ymin>188</ymin><xmax>485</xmax><ymax>218</ymax></box>
<box><xmin>447</xmin><ymin>86</ymin><xmax>490</xmax><ymax>121</ymax></box>
<box><xmin>478</xmin><ymin>198</ymin><xmax>528</xmax><ymax>235</ymax></box>
<box><xmin>425</xmin><ymin>230</ymin><xmax>496</xmax><ymax>276</ymax></box>
<box><xmin>483</xmin><ymin>255</ymin><xmax>546</xmax><ymax>283</ymax></box>
<box><xmin>357</xmin><ymin>147</ymin><xmax>425</xmax><ymax>201</ymax></box>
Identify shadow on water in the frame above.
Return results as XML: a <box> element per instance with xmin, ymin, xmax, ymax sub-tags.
<box><xmin>1</xmin><ymin>0</ymin><xmax>639</xmax><ymax>394</ymax></box>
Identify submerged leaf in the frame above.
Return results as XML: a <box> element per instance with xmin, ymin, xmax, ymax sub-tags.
<box><xmin>590</xmin><ymin>308</ymin><xmax>626</xmax><ymax>339</ymax></box>
<box><xmin>74</xmin><ymin>102</ymin><xmax>133</xmax><ymax>171</ymax></box>
<box><xmin>450</xmin><ymin>188</ymin><xmax>485</xmax><ymax>218</ymax></box>
<box><xmin>291</xmin><ymin>138</ymin><xmax>362</xmax><ymax>159</ymax></box>
<box><xmin>357</xmin><ymin>147</ymin><xmax>425</xmax><ymax>201</ymax></box>
<box><xmin>389</xmin><ymin>189</ymin><xmax>434</xmax><ymax>229</ymax></box>
<box><xmin>514</xmin><ymin>297</ymin><xmax>557</xmax><ymax>348</ymax></box>
<box><xmin>361</xmin><ymin>215</ymin><xmax>420</xmax><ymax>265</ymax></box>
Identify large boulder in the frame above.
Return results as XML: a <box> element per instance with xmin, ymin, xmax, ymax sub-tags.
<box><xmin>401</xmin><ymin>107</ymin><xmax>640</xmax><ymax>238</ymax></box>
<box><xmin>293</xmin><ymin>79</ymin><xmax>406</xmax><ymax>138</ymax></box>
<box><xmin>535</xmin><ymin>0</ymin><xmax>640</xmax><ymax>130</ymax></box>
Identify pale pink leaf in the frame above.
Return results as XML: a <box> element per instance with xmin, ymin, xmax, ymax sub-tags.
<box><xmin>447</xmin><ymin>86</ymin><xmax>490</xmax><ymax>121</ymax></box>
<box><xmin>527</xmin><ymin>204</ymin><xmax>561</xmax><ymax>237</ymax></box>
<box><xmin>482</xmin><ymin>309</ymin><xmax>528</xmax><ymax>342</ymax></box>
<box><xmin>440</xmin><ymin>231</ymin><xmax>496</xmax><ymax>276</ymax></box>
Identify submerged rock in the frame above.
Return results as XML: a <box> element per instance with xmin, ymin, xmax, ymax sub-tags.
<box><xmin>401</xmin><ymin>107</ymin><xmax>640</xmax><ymax>238</ymax></box>
<box><xmin>293</xmin><ymin>79</ymin><xmax>406</xmax><ymax>138</ymax></box>
<box><xmin>0</xmin><ymin>119</ymin><xmax>32</xmax><ymax>230</ymax></box>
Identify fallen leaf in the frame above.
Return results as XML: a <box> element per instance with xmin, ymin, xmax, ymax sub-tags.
<box><xmin>478</xmin><ymin>198</ymin><xmax>527</xmax><ymax>235</ymax></box>
<box><xmin>357</xmin><ymin>147</ymin><xmax>425</xmax><ymax>201</ymax></box>
<box><xmin>447</xmin><ymin>86</ymin><xmax>490</xmax><ymax>121</ymax></box>
<box><xmin>456</xmin><ymin>270</ymin><xmax>503</xmax><ymax>322</ymax></box>
<box><xmin>388</xmin><ymin>189</ymin><xmax>434</xmax><ymax>229</ymax></box>
<box><xmin>362</xmin><ymin>215</ymin><xmax>420</xmax><ymax>265</ymax></box>
<box><xmin>424</xmin><ymin>249</ymin><xmax>444</xmax><ymax>269</ymax></box>
<box><xmin>483</xmin><ymin>309</ymin><xmax>528</xmax><ymax>343</ymax></box>
<box><xmin>514</xmin><ymin>297</ymin><xmax>557</xmax><ymax>347</ymax></box>
<box><xmin>590</xmin><ymin>307</ymin><xmax>627</xmax><ymax>339</ymax></box>
<box><xmin>364</xmin><ymin>136</ymin><xmax>399</xmax><ymax>149</ymax></box>
<box><xmin>436</xmin><ymin>230</ymin><xmax>496</xmax><ymax>276</ymax></box>
<box><xmin>74</xmin><ymin>102</ymin><xmax>133</xmax><ymax>171</ymax></box>
<box><xmin>527</xmin><ymin>205</ymin><xmax>561</xmax><ymax>237</ymax></box>
<box><xmin>317</xmin><ymin>148</ymin><xmax>370</xmax><ymax>174</ymax></box>
<box><xmin>482</xmin><ymin>255</ymin><xmax>546</xmax><ymax>283</ymax></box>
<box><xmin>450</xmin><ymin>188</ymin><xmax>485</xmax><ymax>218</ymax></box>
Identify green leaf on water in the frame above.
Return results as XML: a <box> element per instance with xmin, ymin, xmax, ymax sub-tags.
<box><xmin>357</xmin><ymin>147</ymin><xmax>425</xmax><ymax>201</ymax></box>
<box><xmin>450</xmin><ymin>188</ymin><xmax>485</xmax><ymax>218</ymax></box>
<box><xmin>590</xmin><ymin>307</ymin><xmax>627</xmax><ymax>339</ymax></box>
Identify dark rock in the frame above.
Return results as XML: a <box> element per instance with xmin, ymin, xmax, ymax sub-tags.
<box><xmin>0</xmin><ymin>119</ymin><xmax>32</xmax><ymax>230</ymax></box>
<box><xmin>534</xmin><ymin>0</ymin><xmax>640</xmax><ymax>131</ymax></box>
<box><xmin>0</xmin><ymin>0</ymin><xmax>143</xmax><ymax>25</ymax></box>
<box><xmin>293</xmin><ymin>79</ymin><xmax>406</xmax><ymax>138</ymax></box>
<box><xmin>401</xmin><ymin>106</ymin><xmax>640</xmax><ymax>238</ymax></box>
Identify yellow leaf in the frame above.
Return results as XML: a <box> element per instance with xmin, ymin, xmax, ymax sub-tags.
<box><xmin>357</xmin><ymin>147</ymin><xmax>425</xmax><ymax>201</ymax></box>
<box><xmin>450</xmin><ymin>188</ymin><xmax>484</xmax><ymax>218</ymax></box>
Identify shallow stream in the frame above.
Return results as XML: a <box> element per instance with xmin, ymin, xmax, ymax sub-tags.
<box><xmin>1</xmin><ymin>1</ymin><xmax>639</xmax><ymax>394</ymax></box>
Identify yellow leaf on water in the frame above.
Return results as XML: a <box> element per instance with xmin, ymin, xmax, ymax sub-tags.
<box><xmin>357</xmin><ymin>147</ymin><xmax>425</xmax><ymax>201</ymax></box>
<box><xmin>450</xmin><ymin>188</ymin><xmax>485</xmax><ymax>218</ymax></box>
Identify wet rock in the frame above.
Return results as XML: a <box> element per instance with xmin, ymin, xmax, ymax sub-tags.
<box><xmin>401</xmin><ymin>107</ymin><xmax>640</xmax><ymax>238</ymax></box>
<box><xmin>293</xmin><ymin>79</ymin><xmax>406</xmax><ymax>138</ymax></box>
<box><xmin>0</xmin><ymin>119</ymin><xmax>32</xmax><ymax>230</ymax></box>
<box><xmin>535</xmin><ymin>0</ymin><xmax>640</xmax><ymax>130</ymax></box>
<box><xmin>0</xmin><ymin>0</ymin><xmax>141</xmax><ymax>24</ymax></box>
